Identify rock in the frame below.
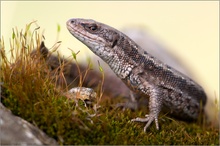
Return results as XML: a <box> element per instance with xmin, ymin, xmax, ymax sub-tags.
<box><xmin>0</xmin><ymin>102</ymin><xmax>58</xmax><ymax>145</ymax></box>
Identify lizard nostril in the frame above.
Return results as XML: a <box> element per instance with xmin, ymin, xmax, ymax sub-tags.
<box><xmin>70</xmin><ymin>20</ymin><xmax>75</xmax><ymax>24</ymax></box>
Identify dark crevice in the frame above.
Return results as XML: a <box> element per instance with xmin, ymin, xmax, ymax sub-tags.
<box><xmin>112</xmin><ymin>39</ymin><xmax>118</xmax><ymax>48</ymax></box>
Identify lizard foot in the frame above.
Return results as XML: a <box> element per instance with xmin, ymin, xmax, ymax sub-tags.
<box><xmin>131</xmin><ymin>114</ymin><xmax>159</xmax><ymax>132</ymax></box>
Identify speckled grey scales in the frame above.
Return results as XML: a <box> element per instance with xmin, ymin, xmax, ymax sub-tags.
<box><xmin>66</xmin><ymin>18</ymin><xmax>207</xmax><ymax>132</ymax></box>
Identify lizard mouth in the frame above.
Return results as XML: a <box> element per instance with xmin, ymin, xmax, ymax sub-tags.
<box><xmin>66</xmin><ymin>19</ymin><xmax>86</xmax><ymax>39</ymax></box>
<box><xmin>66</xmin><ymin>19</ymin><xmax>106</xmax><ymax>48</ymax></box>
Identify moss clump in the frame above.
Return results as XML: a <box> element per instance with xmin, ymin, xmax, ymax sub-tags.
<box><xmin>0</xmin><ymin>22</ymin><xmax>219</xmax><ymax>145</ymax></box>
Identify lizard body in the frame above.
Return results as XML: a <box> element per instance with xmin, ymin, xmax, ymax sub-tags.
<box><xmin>66</xmin><ymin>18</ymin><xmax>207</xmax><ymax>131</ymax></box>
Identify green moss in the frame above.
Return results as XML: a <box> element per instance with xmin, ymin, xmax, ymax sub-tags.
<box><xmin>0</xmin><ymin>22</ymin><xmax>219</xmax><ymax>145</ymax></box>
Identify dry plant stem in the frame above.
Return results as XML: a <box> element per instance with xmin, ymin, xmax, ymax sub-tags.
<box><xmin>97</xmin><ymin>60</ymin><xmax>104</xmax><ymax>105</ymax></box>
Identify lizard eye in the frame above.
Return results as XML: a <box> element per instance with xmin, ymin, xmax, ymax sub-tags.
<box><xmin>84</xmin><ymin>24</ymin><xmax>98</xmax><ymax>32</ymax></box>
<box><xmin>88</xmin><ymin>25</ymin><xmax>97</xmax><ymax>31</ymax></box>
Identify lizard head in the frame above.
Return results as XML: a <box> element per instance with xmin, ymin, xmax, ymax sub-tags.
<box><xmin>66</xmin><ymin>18</ymin><xmax>121</xmax><ymax>60</ymax></box>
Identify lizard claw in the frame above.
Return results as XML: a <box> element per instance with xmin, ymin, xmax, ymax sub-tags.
<box><xmin>131</xmin><ymin>114</ymin><xmax>159</xmax><ymax>132</ymax></box>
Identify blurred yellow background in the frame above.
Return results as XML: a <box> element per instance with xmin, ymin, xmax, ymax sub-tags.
<box><xmin>1</xmin><ymin>1</ymin><xmax>219</xmax><ymax>103</ymax></box>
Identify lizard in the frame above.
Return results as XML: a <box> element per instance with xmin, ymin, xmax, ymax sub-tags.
<box><xmin>66</xmin><ymin>18</ymin><xmax>207</xmax><ymax>132</ymax></box>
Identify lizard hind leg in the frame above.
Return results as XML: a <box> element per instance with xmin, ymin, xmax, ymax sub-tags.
<box><xmin>115</xmin><ymin>91</ymin><xmax>140</xmax><ymax>111</ymax></box>
<box><xmin>131</xmin><ymin>87</ymin><xmax>163</xmax><ymax>132</ymax></box>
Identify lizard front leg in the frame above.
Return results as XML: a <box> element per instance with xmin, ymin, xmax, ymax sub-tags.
<box><xmin>131</xmin><ymin>86</ymin><xmax>163</xmax><ymax>132</ymax></box>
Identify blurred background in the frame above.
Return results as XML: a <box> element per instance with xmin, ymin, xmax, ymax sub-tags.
<box><xmin>1</xmin><ymin>1</ymin><xmax>219</xmax><ymax>118</ymax></box>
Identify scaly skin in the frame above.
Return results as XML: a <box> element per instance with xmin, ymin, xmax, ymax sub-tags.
<box><xmin>66</xmin><ymin>18</ymin><xmax>207</xmax><ymax>132</ymax></box>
